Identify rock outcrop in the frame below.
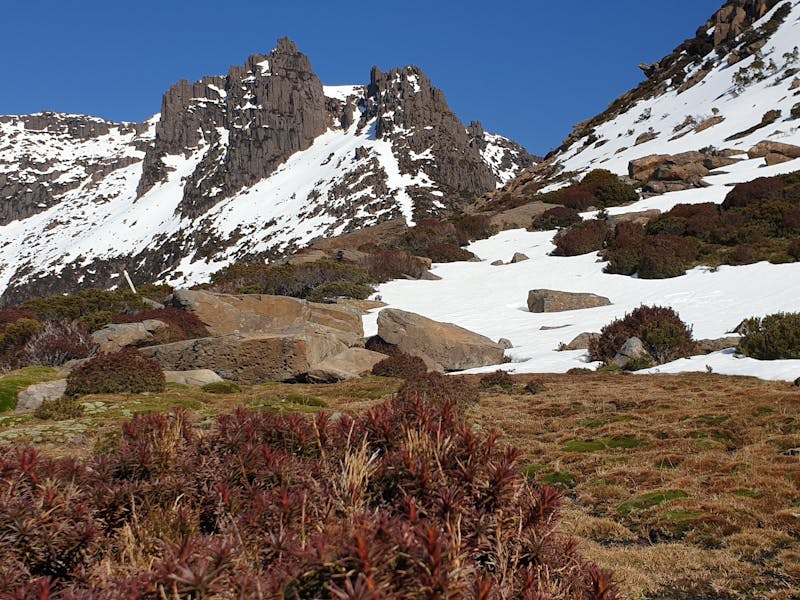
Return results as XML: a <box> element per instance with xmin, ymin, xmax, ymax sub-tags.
<box><xmin>305</xmin><ymin>348</ymin><xmax>388</xmax><ymax>383</ymax></box>
<box><xmin>164</xmin><ymin>369</ymin><xmax>224</xmax><ymax>387</ymax></box>
<box><xmin>92</xmin><ymin>320</ymin><xmax>169</xmax><ymax>352</ymax></box>
<box><xmin>169</xmin><ymin>289</ymin><xmax>362</xmax><ymax>344</ymax></box>
<box><xmin>612</xmin><ymin>337</ymin><xmax>652</xmax><ymax>368</ymax></box>
<box><xmin>629</xmin><ymin>151</ymin><xmax>740</xmax><ymax>193</ymax></box>
<box><xmin>376</xmin><ymin>308</ymin><xmax>506</xmax><ymax>371</ymax></box>
<box><xmin>527</xmin><ymin>290</ymin><xmax>611</xmax><ymax>313</ymax></box>
<box><xmin>140</xmin><ymin>325</ymin><xmax>348</xmax><ymax>384</ymax></box>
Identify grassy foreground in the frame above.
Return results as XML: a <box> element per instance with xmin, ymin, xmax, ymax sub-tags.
<box><xmin>1</xmin><ymin>370</ymin><xmax>798</xmax><ymax>598</ymax></box>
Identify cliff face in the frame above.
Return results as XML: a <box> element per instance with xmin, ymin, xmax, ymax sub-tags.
<box><xmin>138</xmin><ymin>39</ymin><xmax>329</xmax><ymax>218</ymax></box>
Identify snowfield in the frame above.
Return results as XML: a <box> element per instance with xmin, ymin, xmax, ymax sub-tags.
<box><xmin>364</xmin><ymin>155</ymin><xmax>800</xmax><ymax>383</ymax></box>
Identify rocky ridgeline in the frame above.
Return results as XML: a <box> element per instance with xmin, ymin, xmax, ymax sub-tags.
<box><xmin>138</xmin><ymin>38</ymin><xmax>330</xmax><ymax>218</ymax></box>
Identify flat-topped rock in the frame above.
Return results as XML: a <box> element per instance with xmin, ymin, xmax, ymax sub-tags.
<box><xmin>16</xmin><ymin>380</ymin><xmax>67</xmax><ymax>412</ymax></box>
<box><xmin>527</xmin><ymin>290</ymin><xmax>611</xmax><ymax>313</ymax></box>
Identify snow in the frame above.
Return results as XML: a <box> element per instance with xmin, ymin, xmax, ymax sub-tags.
<box><xmin>324</xmin><ymin>85</ymin><xmax>365</xmax><ymax>102</ymax></box>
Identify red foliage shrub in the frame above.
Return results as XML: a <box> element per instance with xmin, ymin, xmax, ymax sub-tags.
<box><xmin>371</xmin><ymin>353</ymin><xmax>428</xmax><ymax>379</ymax></box>
<box><xmin>531</xmin><ymin>206</ymin><xmax>582</xmax><ymax>230</ymax></box>
<box><xmin>22</xmin><ymin>320</ymin><xmax>98</xmax><ymax>366</ymax></box>
<box><xmin>424</xmin><ymin>241</ymin><xmax>476</xmax><ymax>262</ymax></box>
<box><xmin>453</xmin><ymin>213</ymin><xmax>495</xmax><ymax>244</ymax></box>
<box><xmin>788</xmin><ymin>238</ymin><xmax>800</xmax><ymax>260</ymax></box>
<box><xmin>114</xmin><ymin>307</ymin><xmax>209</xmax><ymax>343</ymax></box>
<box><xmin>396</xmin><ymin>371</ymin><xmax>479</xmax><ymax>408</ymax></box>
<box><xmin>0</xmin><ymin>399</ymin><xmax>620</xmax><ymax>598</ymax></box>
<box><xmin>590</xmin><ymin>305</ymin><xmax>694</xmax><ymax>365</ymax></box>
<box><xmin>480</xmin><ymin>369</ymin><xmax>515</xmax><ymax>390</ymax></box>
<box><xmin>722</xmin><ymin>173</ymin><xmax>797</xmax><ymax>209</ymax></box>
<box><xmin>65</xmin><ymin>349</ymin><xmax>165</xmax><ymax>397</ymax></box>
<box><xmin>0</xmin><ymin>308</ymin><xmax>38</xmax><ymax>329</ymax></box>
<box><xmin>553</xmin><ymin>187</ymin><xmax>596</xmax><ymax>210</ymax></box>
<box><xmin>553</xmin><ymin>219</ymin><xmax>610</xmax><ymax>256</ymax></box>
<box><xmin>604</xmin><ymin>221</ymin><xmax>646</xmax><ymax>275</ymax></box>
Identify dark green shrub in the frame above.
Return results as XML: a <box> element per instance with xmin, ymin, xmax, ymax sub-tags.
<box><xmin>791</xmin><ymin>102</ymin><xmax>800</xmax><ymax>120</ymax></box>
<box><xmin>604</xmin><ymin>222</ymin><xmax>646</xmax><ymax>275</ymax></box>
<box><xmin>201</xmin><ymin>381</ymin><xmax>241</xmax><ymax>394</ymax></box>
<box><xmin>0</xmin><ymin>318</ymin><xmax>43</xmax><ymax>352</ymax></box>
<box><xmin>21</xmin><ymin>289</ymin><xmax>149</xmax><ymax>326</ymax></box>
<box><xmin>78</xmin><ymin>310</ymin><xmax>114</xmax><ymax>332</ymax></box>
<box><xmin>365</xmin><ymin>335</ymin><xmax>401</xmax><ymax>356</ymax></box>
<box><xmin>372</xmin><ymin>354</ymin><xmax>428</xmax><ymax>379</ymax></box>
<box><xmin>531</xmin><ymin>206</ymin><xmax>581</xmax><ymax>230</ymax></box>
<box><xmin>33</xmin><ymin>396</ymin><xmax>84</xmax><ymax>420</ymax></box>
<box><xmin>722</xmin><ymin>171</ymin><xmax>800</xmax><ymax>209</ymax></box>
<box><xmin>549</xmin><ymin>187</ymin><xmax>596</xmax><ymax>210</ymax></box>
<box><xmin>305</xmin><ymin>281</ymin><xmax>374</xmax><ymax>303</ymax></box>
<box><xmin>737</xmin><ymin>312</ymin><xmax>800</xmax><ymax>359</ymax></box>
<box><xmin>580</xmin><ymin>169</ymin><xmax>638</xmax><ymax>207</ymax></box>
<box><xmin>637</xmin><ymin>235</ymin><xmax>699</xmax><ymax>279</ymax></box>
<box><xmin>65</xmin><ymin>349</ymin><xmax>165</xmax><ymax>397</ymax></box>
<box><xmin>590</xmin><ymin>305</ymin><xmax>694</xmax><ymax>365</ymax></box>
<box><xmin>553</xmin><ymin>219</ymin><xmax>609</xmax><ymax>256</ymax></box>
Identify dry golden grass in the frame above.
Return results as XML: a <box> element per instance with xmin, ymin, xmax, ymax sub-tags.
<box><xmin>464</xmin><ymin>372</ymin><xmax>800</xmax><ymax>599</ymax></box>
<box><xmin>1</xmin><ymin>370</ymin><xmax>798</xmax><ymax>598</ymax></box>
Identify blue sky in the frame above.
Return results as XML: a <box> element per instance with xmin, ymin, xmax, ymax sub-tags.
<box><xmin>3</xmin><ymin>1</ymin><xmax>724</xmax><ymax>154</ymax></box>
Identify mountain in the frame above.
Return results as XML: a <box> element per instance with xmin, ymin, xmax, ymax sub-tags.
<box><xmin>501</xmin><ymin>0</ymin><xmax>800</xmax><ymax>194</ymax></box>
<box><xmin>0</xmin><ymin>38</ymin><xmax>534</xmax><ymax>304</ymax></box>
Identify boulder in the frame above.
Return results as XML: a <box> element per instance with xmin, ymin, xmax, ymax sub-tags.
<box><xmin>16</xmin><ymin>380</ymin><xmax>67</xmax><ymax>412</ymax></box>
<box><xmin>164</xmin><ymin>369</ymin><xmax>224</xmax><ymax>387</ymax></box>
<box><xmin>170</xmin><ymin>289</ymin><xmax>362</xmax><ymax>343</ymax></box>
<box><xmin>419</xmin><ymin>270</ymin><xmax>442</xmax><ymax>281</ymax></box>
<box><xmin>527</xmin><ymin>290</ymin><xmax>611</xmax><ymax>313</ymax></box>
<box><xmin>747</xmin><ymin>141</ymin><xmax>800</xmax><ymax>160</ymax></box>
<box><xmin>305</xmin><ymin>348</ymin><xmax>388</xmax><ymax>382</ymax></box>
<box><xmin>563</xmin><ymin>332</ymin><xmax>600</xmax><ymax>351</ymax></box>
<box><xmin>376</xmin><ymin>309</ymin><xmax>505</xmax><ymax>371</ymax></box>
<box><xmin>607</xmin><ymin>209</ymin><xmax>661</xmax><ymax>228</ymax></box>
<box><xmin>765</xmin><ymin>152</ymin><xmax>794</xmax><ymax>166</ymax></box>
<box><xmin>510</xmin><ymin>252</ymin><xmax>529</xmax><ymax>263</ymax></box>
<box><xmin>498</xmin><ymin>338</ymin><xmax>514</xmax><ymax>349</ymax></box>
<box><xmin>629</xmin><ymin>154</ymin><xmax>670</xmax><ymax>182</ymax></box>
<box><xmin>140</xmin><ymin>325</ymin><xmax>348</xmax><ymax>384</ymax></box>
<box><xmin>695</xmin><ymin>337</ymin><xmax>741</xmax><ymax>354</ymax></box>
<box><xmin>92</xmin><ymin>320</ymin><xmax>169</xmax><ymax>352</ymax></box>
<box><xmin>612</xmin><ymin>337</ymin><xmax>651</xmax><ymax>368</ymax></box>
<box><xmin>490</xmin><ymin>260</ymin><xmax>504</xmax><ymax>266</ymax></box>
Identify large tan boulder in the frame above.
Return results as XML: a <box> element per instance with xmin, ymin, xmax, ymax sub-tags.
<box><xmin>140</xmin><ymin>325</ymin><xmax>348</xmax><ymax>384</ymax></box>
<box><xmin>527</xmin><ymin>290</ymin><xmax>611</xmax><ymax>313</ymax></box>
<box><xmin>164</xmin><ymin>370</ymin><xmax>224</xmax><ymax>387</ymax></box>
<box><xmin>170</xmin><ymin>290</ymin><xmax>362</xmax><ymax>343</ymax></box>
<box><xmin>376</xmin><ymin>309</ymin><xmax>505</xmax><ymax>371</ymax></box>
<box><xmin>306</xmin><ymin>348</ymin><xmax>389</xmax><ymax>383</ymax></box>
<box><xmin>747</xmin><ymin>140</ymin><xmax>800</xmax><ymax>160</ymax></box>
<box><xmin>92</xmin><ymin>320</ymin><xmax>168</xmax><ymax>352</ymax></box>
<box><xmin>16</xmin><ymin>380</ymin><xmax>67</xmax><ymax>412</ymax></box>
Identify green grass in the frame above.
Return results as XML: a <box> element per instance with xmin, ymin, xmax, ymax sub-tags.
<box><xmin>561</xmin><ymin>435</ymin><xmax>643</xmax><ymax>453</ymax></box>
<box><xmin>201</xmin><ymin>381</ymin><xmax>242</xmax><ymax>394</ymax></box>
<box><xmin>284</xmin><ymin>393</ymin><xmax>327</xmax><ymax>408</ymax></box>
<box><xmin>617</xmin><ymin>490</ymin><xmax>689</xmax><ymax>516</ymax></box>
<box><xmin>0</xmin><ymin>366</ymin><xmax>62</xmax><ymax>412</ymax></box>
<box><xmin>538</xmin><ymin>470</ymin><xmax>579</xmax><ymax>489</ymax></box>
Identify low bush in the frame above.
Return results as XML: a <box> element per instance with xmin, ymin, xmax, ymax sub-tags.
<box><xmin>792</xmin><ymin>102</ymin><xmax>800</xmax><ymax>120</ymax></box>
<box><xmin>396</xmin><ymin>371</ymin><xmax>479</xmax><ymax>409</ymax></box>
<box><xmin>553</xmin><ymin>219</ymin><xmax>609</xmax><ymax>256</ymax></box>
<box><xmin>366</xmin><ymin>249</ymin><xmax>428</xmax><ymax>281</ymax></box>
<box><xmin>0</xmin><ymin>318</ymin><xmax>44</xmax><ymax>369</ymax></box>
<box><xmin>531</xmin><ymin>206</ymin><xmax>581</xmax><ymax>230</ymax></box>
<box><xmin>0</xmin><ymin>308</ymin><xmax>38</xmax><ymax>327</ymax></box>
<box><xmin>423</xmin><ymin>241</ymin><xmax>476</xmax><ymax>263</ymax></box>
<box><xmin>33</xmin><ymin>396</ymin><xmax>84</xmax><ymax>420</ymax></box>
<box><xmin>637</xmin><ymin>235</ymin><xmax>699</xmax><ymax>279</ymax></box>
<box><xmin>452</xmin><ymin>213</ymin><xmax>495</xmax><ymax>244</ymax></box>
<box><xmin>306</xmin><ymin>281</ymin><xmax>374</xmax><ymax>303</ymax></box>
<box><xmin>201</xmin><ymin>381</ymin><xmax>242</xmax><ymax>394</ymax></box>
<box><xmin>480</xmin><ymin>369</ymin><xmax>515</xmax><ymax>390</ymax></box>
<box><xmin>65</xmin><ymin>349</ymin><xmax>165</xmax><ymax>397</ymax></box>
<box><xmin>113</xmin><ymin>307</ymin><xmax>209</xmax><ymax>342</ymax></box>
<box><xmin>21</xmin><ymin>320</ymin><xmax>98</xmax><ymax>366</ymax></box>
<box><xmin>722</xmin><ymin>171</ymin><xmax>800</xmax><ymax>210</ymax></box>
<box><xmin>21</xmin><ymin>289</ymin><xmax>150</xmax><ymax>328</ymax></box>
<box><xmin>737</xmin><ymin>312</ymin><xmax>800</xmax><ymax>359</ymax></box>
<box><xmin>364</xmin><ymin>336</ymin><xmax>401</xmax><ymax>356</ymax></box>
<box><xmin>590</xmin><ymin>305</ymin><xmax>694</xmax><ymax>365</ymax></box>
<box><xmin>371</xmin><ymin>354</ymin><xmax>428</xmax><ymax>379</ymax></box>
<box><xmin>788</xmin><ymin>238</ymin><xmax>800</xmax><ymax>260</ymax></box>
<box><xmin>580</xmin><ymin>169</ymin><xmax>639</xmax><ymax>207</ymax></box>
<box><xmin>604</xmin><ymin>222</ymin><xmax>646</xmax><ymax>275</ymax></box>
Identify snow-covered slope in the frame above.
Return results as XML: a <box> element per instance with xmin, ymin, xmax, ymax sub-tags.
<box><xmin>361</xmin><ymin>1</ymin><xmax>800</xmax><ymax>382</ymax></box>
<box><xmin>364</xmin><ymin>153</ymin><xmax>800</xmax><ymax>383</ymax></box>
<box><xmin>0</xmin><ymin>42</ymin><xmax>534</xmax><ymax>303</ymax></box>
